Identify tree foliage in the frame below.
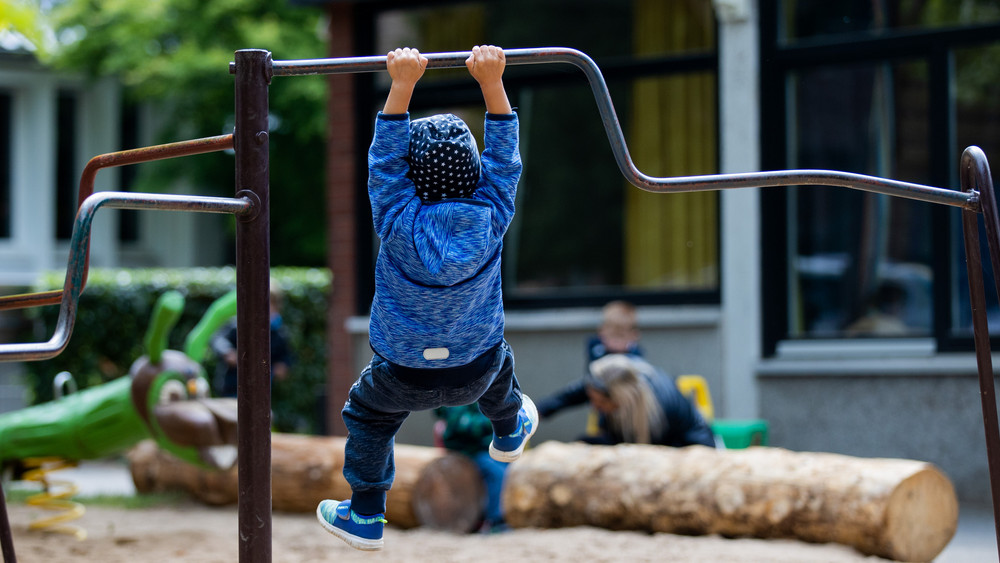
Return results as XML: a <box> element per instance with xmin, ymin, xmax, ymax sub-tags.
<box><xmin>46</xmin><ymin>0</ymin><xmax>330</xmax><ymax>266</ymax></box>
<box><xmin>1</xmin><ymin>0</ymin><xmax>52</xmax><ymax>56</ymax></box>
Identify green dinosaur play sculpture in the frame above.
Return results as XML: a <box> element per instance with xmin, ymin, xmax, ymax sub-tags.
<box><xmin>0</xmin><ymin>290</ymin><xmax>239</xmax><ymax>470</ymax></box>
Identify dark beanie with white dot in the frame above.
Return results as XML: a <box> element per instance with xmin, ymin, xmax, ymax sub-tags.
<box><xmin>408</xmin><ymin>114</ymin><xmax>481</xmax><ymax>203</ymax></box>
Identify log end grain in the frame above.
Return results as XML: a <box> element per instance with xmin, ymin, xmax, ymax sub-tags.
<box><xmin>879</xmin><ymin>465</ymin><xmax>958</xmax><ymax>562</ymax></box>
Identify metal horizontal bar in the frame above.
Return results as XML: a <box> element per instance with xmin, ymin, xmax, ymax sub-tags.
<box><xmin>0</xmin><ymin>191</ymin><xmax>252</xmax><ymax>362</ymax></box>
<box><xmin>263</xmin><ymin>47</ymin><xmax>580</xmax><ymax>76</ymax></box>
<box><xmin>0</xmin><ymin>134</ymin><xmax>235</xmax><ymax>312</ymax></box>
<box><xmin>246</xmin><ymin>47</ymin><xmax>977</xmax><ymax>210</ymax></box>
<box><xmin>772</xmin><ymin>21</ymin><xmax>1000</xmax><ymax>67</ymax></box>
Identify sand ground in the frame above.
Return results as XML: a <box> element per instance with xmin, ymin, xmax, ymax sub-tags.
<box><xmin>3</xmin><ymin>458</ymin><xmax>992</xmax><ymax>562</ymax></box>
<box><xmin>3</xmin><ymin>500</ymin><xmax>897</xmax><ymax>563</ymax></box>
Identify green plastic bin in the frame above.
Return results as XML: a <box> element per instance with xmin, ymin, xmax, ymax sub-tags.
<box><xmin>711</xmin><ymin>419</ymin><xmax>769</xmax><ymax>449</ymax></box>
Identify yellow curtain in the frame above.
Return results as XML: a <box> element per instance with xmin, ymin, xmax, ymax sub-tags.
<box><xmin>418</xmin><ymin>5</ymin><xmax>486</xmax><ymax>80</ymax></box>
<box><xmin>626</xmin><ymin>0</ymin><xmax>718</xmax><ymax>290</ymax></box>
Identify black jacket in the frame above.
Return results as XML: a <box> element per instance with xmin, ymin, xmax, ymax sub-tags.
<box><xmin>536</xmin><ymin>365</ymin><xmax>715</xmax><ymax>448</ymax></box>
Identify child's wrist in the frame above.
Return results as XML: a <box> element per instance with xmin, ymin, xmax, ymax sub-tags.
<box><xmin>391</xmin><ymin>80</ymin><xmax>418</xmax><ymax>92</ymax></box>
<box><xmin>479</xmin><ymin>81</ymin><xmax>505</xmax><ymax>99</ymax></box>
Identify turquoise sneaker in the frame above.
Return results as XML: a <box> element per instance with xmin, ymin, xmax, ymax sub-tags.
<box><xmin>316</xmin><ymin>499</ymin><xmax>386</xmax><ymax>551</ymax></box>
<box><xmin>489</xmin><ymin>395</ymin><xmax>538</xmax><ymax>462</ymax></box>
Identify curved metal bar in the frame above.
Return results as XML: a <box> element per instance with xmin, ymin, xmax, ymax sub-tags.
<box><xmin>257</xmin><ymin>47</ymin><xmax>977</xmax><ymax>209</ymax></box>
<box><xmin>0</xmin><ymin>191</ymin><xmax>252</xmax><ymax>362</ymax></box>
<box><xmin>0</xmin><ymin>134</ymin><xmax>235</xmax><ymax>312</ymax></box>
<box><xmin>0</xmin><ymin>480</ymin><xmax>13</xmax><ymax>563</ymax></box>
<box><xmin>959</xmin><ymin>145</ymin><xmax>1000</xmax><ymax>550</ymax></box>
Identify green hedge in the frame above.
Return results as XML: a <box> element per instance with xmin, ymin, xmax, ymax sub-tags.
<box><xmin>21</xmin><ymin>267</ymin><xmax>331</xmax><ymax>434</ymax></box>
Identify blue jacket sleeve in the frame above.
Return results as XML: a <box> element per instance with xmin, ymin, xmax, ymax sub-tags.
<box><xmin>473</xmin><ymin>114</ymin><xmax>521</xmax><ymax>239</ymax></box>
<box><xmin>368</xmin><ymin>113</ymin><xmax>417</xmax><ymax>243</ymax></box>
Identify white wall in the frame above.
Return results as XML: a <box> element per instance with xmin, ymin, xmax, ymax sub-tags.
<box><xmin>1</xmin><ymin>63</ymin><xmax>57</xmax><ymax>286</ymax></box>
<box><xmin>0</xmin><ymin>59</ymin><xmax>119</xmax><ymax>286</ymax></box>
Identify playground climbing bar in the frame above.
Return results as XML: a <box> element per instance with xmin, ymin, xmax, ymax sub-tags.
<box><xmin>247</xmin><ymin>46</ymin><xmax>997</xmax><ymax>561</ymax></box>
<box><xmin>0</xmin><ymin>191</ymin><xmax>251</xmax><ymax>363</ymax></box>
<box><xmin>258</xmin><ymin>47</ymin><xmax>978</xmax><ymax>208</ymax></box>
<box><xmin>0</xmin><ymin>47</ymin><xmax>995</xmax><ymax>563</ymax></box>
<box><xmin>960</xmin><ymin>146</ymin><xmax>1000</xmax><ymax>557</ymax></box>
<box><xmin>0</xmin><ymin>134</ymin><xmax>235</xmax><ymax>313</ymax></box>
<box><xmin>232</xmin><ymin>49</ymin><xmax>273</xmax><ymax>563</ymax></box>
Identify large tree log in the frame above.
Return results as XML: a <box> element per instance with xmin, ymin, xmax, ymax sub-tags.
<box><xmin>128</xmin><ymin>433</ymin><xmax>484</xmax><ymax>531</ymax></box>
<box><xmin>502</xmin><ymin>441</ymin><xmax>958</xmax><ymax>563</ymax></box>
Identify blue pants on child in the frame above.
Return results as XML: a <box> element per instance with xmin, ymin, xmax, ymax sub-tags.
<box><xmin>342</xmin><ymin>340</ymin><xmax>522</xmax><ymax>516</ymax></box>
<box><xmin>472</xmin><ymin>451</ymin><xmax>507</xmax><ymax>526</ymax></box>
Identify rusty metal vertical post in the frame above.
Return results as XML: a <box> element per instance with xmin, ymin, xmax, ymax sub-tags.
<box><xmin>233</xmin><ymin>48</ymin><xmax>272</xmax><ymax>563</ymax></box>
<box><xmin>0</xmin><ymin>481</ymin><xmax>16</xmax><ymax>563</ymax></box>
<box><xmin>960</xmin><ymin>146</ymin><xmax>1000</xmax><ymax>554</ymax></box>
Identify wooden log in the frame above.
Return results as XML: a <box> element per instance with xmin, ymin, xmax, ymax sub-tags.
<box><xmin>128</xmin><ymin>433</ymin><xmax>484</xmax><ymax>530</ymax></box>
<box><xmin>412</xmin><ymin>453</ymin><xmax>485</xmax><ymax>533</ymax></box>
<box><xmin>502</xmin><ymin>441</ymin><xmax>958</xmax><ymax>563</ymax></box>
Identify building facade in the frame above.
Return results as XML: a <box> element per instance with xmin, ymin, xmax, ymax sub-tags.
<box><xmin>3</xmin><ymin>1</ymin><xmax>1000</xmax><ymax>504</ymax></box>
<box><xmin>0</xmin><ymin>46</ymin><xmax>229</xmax><ymax>287</ymax></box>
<box><xmin>313</xmin><ymin>0</ymin><xmax>1000</xmax><ymax>503</ymax></box>
<box><xmin>0</xmin><ymin>39</ymin><xmax>231</xmax><ymax>412</ymax></box>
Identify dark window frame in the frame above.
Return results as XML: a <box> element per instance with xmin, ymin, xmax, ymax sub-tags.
<box><xmin>55</xmin><ymin>90</ymin><xmax>79</xmax><ymax>241</ymax></box>
<box><xmin>118</xmin><ymin>101</ymin><xmax>141</xmax><ymax>242</ymax></box>
<box><xmin>0</xmin><ymin>91</ymin><xmax>11</xmax><ymax>239</ymax></box>
<box><xmin>759</xmin><ymin>3</ymin><xmax>1000</xmax><ymax>355</ymax></box>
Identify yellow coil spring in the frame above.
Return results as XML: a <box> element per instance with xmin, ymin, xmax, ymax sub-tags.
<box><xmin>22</xmin><ymin>457</ymin><xmax>87</xmax><ymax>540</ymax></box>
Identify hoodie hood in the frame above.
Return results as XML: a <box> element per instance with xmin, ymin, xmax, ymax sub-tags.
<box><xmin>409</xmin><ymin>114</ymin><xmax>481</xmax><ymax>202</ymax></box>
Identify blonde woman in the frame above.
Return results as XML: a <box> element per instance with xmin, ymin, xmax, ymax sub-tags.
<box><xmin>538</xmin><ymin>354</ymin><xmax>715</xmax><ymax>447</ymax></box>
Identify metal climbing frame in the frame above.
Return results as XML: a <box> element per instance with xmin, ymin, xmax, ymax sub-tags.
<box><xmin>0</xmin><ymin>46</ymin><xmax>995</xmax><ymax>562</ymax></box>
<box><xmin>0</xmin><ymin>130</ymin><xmax>260</xmax><ymax>563</ymax></box>
<box><xmin>237</xmin><ymin>46</ymin><xmax>999</xmax><ymax>563</ymax></box>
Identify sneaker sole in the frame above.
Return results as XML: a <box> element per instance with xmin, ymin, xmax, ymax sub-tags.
<box><xmin>489</xmin><ymin>395</ymin><xmax>538</xmax><ymax>463</ymax></box>
<box><xmin>316</xmin><ymin>504</ymin><xmax>384</xmax><ymax>551</ymax></box>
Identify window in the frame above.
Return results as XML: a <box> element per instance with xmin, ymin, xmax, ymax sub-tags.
<box><xmin>119</xmin><ymin>101</ymin><xmax>140</xmax><ymax>243</ymax></box>
<box><xmin>786</xmin><ymin>61</ymin><xmax>933</xmax><ymax>339</ymax></box>
<box><xmin>0</xmin><ymin>91</ymin><xmax>10</xmax><ymax>239</ymax></box>
<box><xmin>366</xmin><ymin>0</ymin><xmax>719</xmax><ymax>309</ymax></box>
<box><xmin>781</xmin><ymin>1</ymin><xmax>1000</xmax><ymax>41</ymax></box>
<box><xmin>761</xmin><ymin>1</ymin><xmax>1000</xmax><ymax>354</ymax></box>
<box><xmin>55</xmin><ymin>90</ymin><xmax>78</xmax><ymax>241</ymax></box>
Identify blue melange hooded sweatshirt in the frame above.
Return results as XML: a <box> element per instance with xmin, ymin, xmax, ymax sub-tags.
<box><xmin>367</xmin><ymin>112</ymin><xmax>521</xmax><ymax>369</ymax></box>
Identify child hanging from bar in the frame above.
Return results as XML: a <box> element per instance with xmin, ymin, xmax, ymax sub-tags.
<box><xmin>316</xmin><ymin>45</ymin><xmax>537</xmax><ymax>551</ymax></box>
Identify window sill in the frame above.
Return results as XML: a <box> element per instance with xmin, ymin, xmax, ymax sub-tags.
<box><xmin>504</xmin><ymin>305</ymin><xmax>721</xmax><ymax>332</ymax></box>
<box><xmin>760</xmin><ymin>338</ymin><xmax>989</xmax><ymax>377</ymax></box>
<box><xmin>346</xmin><ymin>305</ymin><xmax>721</xmax><ymax>335</ymax></box>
